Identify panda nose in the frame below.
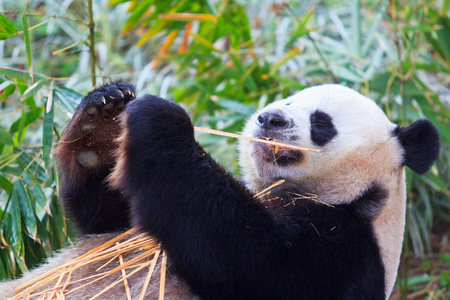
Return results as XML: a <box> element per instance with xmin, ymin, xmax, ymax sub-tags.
<box><xmin>256</xmin><ymin>112</ymin><xmax>288</xmax><ymax>130</ymax></box>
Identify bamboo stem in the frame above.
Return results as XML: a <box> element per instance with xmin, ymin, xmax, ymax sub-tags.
<box><xmin>193</xmin><ymin>127</ymin><xmax>319</xmax><ymax>152</ymax></box>
<box><xmin>159</xmin><ymin>253</ymin><xmax>167</xmax><ymax>300</ymax></box>
<box><xmin>139</xmin><ymin>248</ymin><xmax>161</xmax><ymax>300</ymax></box>
<box><xmin>87</xmin><ymin>0</ymin><xmax>96</xmax><ymax>86</ymax></box>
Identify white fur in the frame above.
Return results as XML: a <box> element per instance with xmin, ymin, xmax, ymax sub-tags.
<box><xmin>240</xmin><ymin>84</ymin><xmax>405</xmax><ymax>298</ymax></box>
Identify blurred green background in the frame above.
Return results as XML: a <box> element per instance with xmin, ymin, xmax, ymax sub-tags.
<box><xmin>0</xmin><ymin>0</ymin><xmax>448</xmax><ymax>298</ymax></box>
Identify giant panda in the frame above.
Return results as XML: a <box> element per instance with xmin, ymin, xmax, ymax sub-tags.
<box><xmin>1</xmin><ymin>82</ymin><xmax>440</xmax><ymax>299</ymax></box>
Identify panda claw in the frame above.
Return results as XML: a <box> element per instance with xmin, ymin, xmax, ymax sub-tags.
<box><xmin>101</xmin><ymin>96</ymin><xmax>106</xmax><ymax>105</ymax></box>
<box><xmin>117</xmin><ymin>90</ymin><xmax>124</xmax><ymax>98</ymax></box>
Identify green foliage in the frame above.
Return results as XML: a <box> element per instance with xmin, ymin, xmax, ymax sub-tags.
<box><xmin>0</xmin><ymin>2</ymin><xmax>448</xmax><ymax>299</ymax></box>
<box><xmin>0</xmin><ymin>14</ymin><xmax>18</xmax><ymax>39</ymax></box>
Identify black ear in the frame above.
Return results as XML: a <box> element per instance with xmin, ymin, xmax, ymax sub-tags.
<box><xmin>392</xmin><ymin>119</ymin><xmax>440</xmax><ymax>174</ymax></box>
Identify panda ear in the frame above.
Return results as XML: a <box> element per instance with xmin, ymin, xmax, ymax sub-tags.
<box><xmin>392</xmin><ymin>119</ymin><xmax>440</xmax><ymax>175</ymax></box>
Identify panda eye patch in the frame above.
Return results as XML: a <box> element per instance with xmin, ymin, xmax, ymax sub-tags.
<box><xmin>310</xmin><ymin>110</ymin><xmax>337</xmax><ymax>146</ymax></box>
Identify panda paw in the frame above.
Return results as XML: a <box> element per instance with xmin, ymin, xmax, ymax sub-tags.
<box><xmin>57</xmin><ymin>82</ymin><xmax>137</xmax><ymax>171</ymax></box>
<box><xmin>77</xmin><ymin>82</ymin><xmax>136</xmax><ymax>132</ymax></box>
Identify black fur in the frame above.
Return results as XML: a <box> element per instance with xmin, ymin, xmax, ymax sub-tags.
<box><xmin>310</xmin><ymin>110</ymin><xmax>338</xmax><ymax>146</ymax></box>
<box><xmin>392</xmin><ymin>119</ymin><xmax>440</xmax><ymax>174</ymax></box>
<box><xmin>55</xmin><ymin>82</ymin><xmax>136</xmax><ymax>234</ymax></box>
<box><xmin>113</xmin><ymin>94</ymin><xmax>386</xmax><ymax>299</ymax></box>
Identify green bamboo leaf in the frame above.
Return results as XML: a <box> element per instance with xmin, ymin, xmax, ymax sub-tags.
<box><xmin>362</xmin><ymin>12</ymin><xmax>383</xmax><ymax>58</ymax></box>
<box><xmin>54</xmin><ymin>87</ymin><xmax>83</xmax><ymax>115</ymax></box>
<box><xmin>8</xmin><ymin>190</ymin><xmax>22</xmax><ymax>254</ymax></box>
<box><xmin>422</xmin><ymin>172</ymin><xmax>448</xmax><ymax>194</ymax></box>
<box><xmin>15</xmin><ymin>150</ymin><xmax>47</xmax><ymax>182</ymax></box>
<box><xmin>35</xmin><ymin>217</ymin><xmax>48</xmax><ymax>248</ymax></box>
<box><xmin>0</xmin><ymin>80</ymin><xmax>16</xmax><ymax>100</ymax></box>
<box><xmin>25</xmin><ymin>173</ymin><xmax>48</xmax><ymax>212</ymax></box>
<box><xmin>123</xmin><ymin>0</ymin><xmax>154</xmax><ymax>32</ymax></box>
<box><xmin>406</xmin><ymin>275</ymin><xmax>437</xmax><ymax>286</ymax></box>
<box><xmin>0</xmin><ymin>175</ymin><xmax>13</xmax><ymax>195</ymax></box>
<box><xmin>108</xmin><ymin>0</ymin><xmax>131</xmax><ymax>5</ymax></box>
<box><xmin>43</xmin><ymin>84</ymin><xmax>54</xmax><ymax>168</ymax></box>
<box><xmin>0</xmin><ymin>257</ymin><xmax>7</xmax><ymax>279</ymax></box>
<box><xmin>434</xmin><ymin>16</ymin><xmax>450</xmax><ymax>62</ymax></box>
<box><xmin>10</xmin><ymin>107</ymin><xmax>44</xmax><ymax>136</ymax></box>
<box><xmin>332</xmin><ymin>66</ymin><xmax>364</xmax><ymax>82</ymax></box>
<box><xmin>0</xmin><ymin>67</ymin><xmax>44</xmax><ymax>81</ymax></box>
<box><xmin>244</xmin><ymin>76</ymin><xmax>258</xmax><ymax>93</ymax></box>
<box><xmin>0</xmin><ymin>14</ymin><xmax>18</xmax><ymax>40</ymax></box>
<box><xmin>20</xmin><ymin>79</ymin><xmax>47</xmax><ymax>101</ymax></box>
<box><xmin>1</xmin><ymin>165</ymin><xmax>21</xmax><ymax>177</ymax></box>
<box><xmin>288</xmin><ymin>8</ymin><xmax>315</xmax><ymax>45</ymax></box>
<box><xmin>0</xmin><ymin>127</ymin><xmax>14</xmax><ymax>145</ymax></box>
<box><xmin>14</xmin><ymin>109</ymin><xmax>27</xmax><ymax>144</ymax></box>
<box><xmin>16</xmin><ymin>181</ymin><xmax>37</xmax><ymax>239</ymax></box>
<box><xmin>13</xmin><ymin>249</ymin><xmax>27</xmax><ymax>273</ymax></box>
<box><xmin>22</xmin><ymin>13</ymin><xmax>33</xmax><ymax>81</ymax></box>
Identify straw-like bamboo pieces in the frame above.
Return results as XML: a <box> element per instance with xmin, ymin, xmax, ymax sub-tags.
<box><xmin>193</xmin><ymin>127</ymin><xmax>320</xmax><ymax>153</ymax></box>
<box><xmin>10</xmin><ymin>229</ymin><xmax>163</xmax><ymax>300</ymax></box>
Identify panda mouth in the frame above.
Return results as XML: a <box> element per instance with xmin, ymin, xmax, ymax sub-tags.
<box><xmin>258</xmin><ymin>137</ymin><xmax>303</xmax><ymax>165</ymax></box>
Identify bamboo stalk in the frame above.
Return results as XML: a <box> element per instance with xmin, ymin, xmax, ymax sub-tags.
<box><xmin>159</xmin><ymin>253</ymin><xmax>167</xmax><ymax>300</ymax></box>
<box><xmin>254</xmin><ymin>180</ymin><xmax>285</xmax><ymax>198</ymax></box>
<box><xmin>87</xmin><ymin>0</ymin><xmax>96</xmax><ymax>86</ymax></box>
<box><xmin>139</xmin><ymin>248</ymin><xmax>162</xmax><ymax>300</ymax></box>
<box><xmin>193</xmin><ymin>127</ymin><xmax>319</xmax><ymax>152</ymax></box>
<box><xmin>88</xmin><ymin>261</ymin><xmax>152</xmax><ymax>300</ymax></box>
<box><xmin>117</xmin><ymin>243</ymin><xmax>132</xmax><ymax>300</ymax></box>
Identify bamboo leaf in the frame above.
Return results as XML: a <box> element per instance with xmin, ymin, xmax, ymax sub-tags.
<box><xmin>54</xmin><ymin>86</ymin><xmax>83</xmax><ymax>116</ymax></box>
<box><xmin>22</xmin><ymin>13</ymin><xmax>33</xmax><ymax>82</ymax></box>
<box><xmin>24</xmin><ymin>172</ymin><xmax>48</xmax><ymax>212</ymax></box>
<box><xmin>0</xmin><ymin>67</ymin><xmax>44</xmax><ymax>81</ymax></box>
<box><xmin>269</xmin><ymin>47</ymin><xmax>302</xmax><ymax>75</ymax></box>
<box><xmin>10</xmin><ymin>107</ymin><xmax>44</xmax><ymax>134</ymax></box>
<box><xmin>0</xmin><ymin>175</ymin><xmax>13</xmax><ymax>194</ymax></box>
<box><xmin>123</xmin><ymin>0</ymin><xmax>154</xmax><ymax>32</ymax></box>
<box><xmin>8</xmin><ymin>190</ymin><xmax>22</xmax><ymax>254</ymax></box>
<box><xmin>288</xmin><ymin>8</ymin><xmax>315</xmax><ymax>45</ymax></box>
<box><xmin>16</xmin><ymin>150</ymin><xmax>47</xmax><ymax>182</ymax></box>
<box><xmin>20</xmin><ymin>78</ymin><xmax>47</xmax><ymax>101</ymax></box>
<box><xmin>0</xmin><ymin>14</ymin><xmax>18</xmax><ymax>40</ymax></box>
<box><xmin>0</xmin><ymin>80</ymin><xmax>16</xmax><ymax>100</ymax></box>
<box><xmin>43</xmin><ymin>83</ymin><xmax>54</xmax><ymax>168</ymax></box>
<box><xmin>0</xmin><ymin>128</ymin><xmax>14</xmax><ymax>146</ymax></box>
<box><xmin>0</xmin><ymin>257</ymin><xmax>6</xmax><ymax>279</ymax></box>
<box><xmin>16</xmin><ymin>181</ymin><xmax>37</xmax><ymax>239</ymax></box>
<box><xmin>108</xmin><ymin>0</ymin><xmax>130</xmax><ymax>5</ymax></box>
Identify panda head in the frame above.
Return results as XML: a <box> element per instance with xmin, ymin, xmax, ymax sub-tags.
<box><xmin>239</xmin><ymin>84</ymin><xmax>440</xmax><ymax>203</ymax></box>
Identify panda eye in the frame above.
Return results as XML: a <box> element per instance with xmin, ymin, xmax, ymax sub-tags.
<box><xmin>313</xmin><ymin>118</ymin><xmax>328</xmax><ymax>127</ymax></box>
<box><xmin>309</xmin><ymin>110</ymin><xmax>338</xmax><ymax>146</ymax></box>
<box><xmin>311</xmin><ymin>114</ymin><xmax>330</xmax><ymax>127</ymax></box>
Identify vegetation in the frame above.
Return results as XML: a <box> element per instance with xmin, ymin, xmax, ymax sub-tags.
<box><xmin>0</xmin><ymin>0</ymin><xmax>448</xmax><ymax>298</ymax></box>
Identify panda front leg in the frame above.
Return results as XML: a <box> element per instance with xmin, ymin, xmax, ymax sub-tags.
<box><xmin>55</xmin><ymin>82</ymin><xmax>136</xmax><ymax>234</ymax></box>
<box><xmin>111</xmin><ymin>96</ymin><xmax>286</xmax><ymax>299</ymax></box>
